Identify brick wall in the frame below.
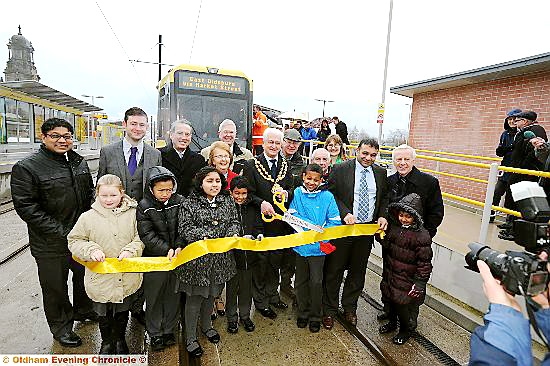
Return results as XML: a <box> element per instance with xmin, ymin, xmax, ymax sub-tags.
<box><xmin>409</xmin><ymin>70</ymin><xmax>550</xmax><ymax>203</ymax></box>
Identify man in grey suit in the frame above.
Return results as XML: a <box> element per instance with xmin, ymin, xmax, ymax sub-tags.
<box><xmin>97</xmin><ymin>106</ymin><xmax>162</xmax><ymax>324</ymax></box>
<box><xmin>98</xmin><ymin>107</ymin><xmax>162</xmax><ymax>202</ymax></box>
<box><xmin>322</xmin><ymin>138</ymin><xmax>389</xmax><ymax>330</ymax></box>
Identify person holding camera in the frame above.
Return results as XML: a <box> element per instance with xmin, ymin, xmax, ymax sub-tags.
<box><xmin>469</xmin><ymin>258</ymin><xmax>550</xmax><ymax>366</ymax></box>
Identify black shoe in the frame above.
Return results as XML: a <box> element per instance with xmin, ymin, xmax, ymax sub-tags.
<box><xmin>54</xmin><ymin>331</ymin><xmax>82</xmax><ymax>347</ymax></box>
<box><xmin>227</xmin><ymin>321</ymin><xmax>238</xmax><ymax>334</ymax></box>
<box><xmin>187</xmin><ymin>341</ymin><xmax>203</xmax><ymax>358</ymax></box>
<box><xmin>297</xmin><ymin>318</ymin><xmax>308</xmax><ymax>328</ymax></box>
<box><xmin>240</xmin><ymin>318</ymin><xmax>255</xmax><ymax>332</ymax></box>
<box><xmin>393</xmin><ymin>330</ymin><xmax>412</xmax><ymax>345</ymax></box>
<box><xmin>270</xmin><ymin>301</ymin><xmax>288</xmax><ymax>309</ymax></box>
<box><xmin>163</xmin><ymin>333</ymin><xmax>176</xmax><ymax>347</ymax></box>
<box><xmin>497</xmin><ymin>222</ymin><xmax>512</xmax><ymax>230</ymax></box>
<box><xmin>498</xmin><ymin>230</ymin><xmax>515</xmax><ymax>241</ymax></box>
<box><xmin>99</xmin><ymin>341</ymin><xmax>114</xmax><ymax>354</ymax></box>
<box><xmin>309</xmin><ymin>321</ymin><xmax>321</xmax><ymax>333</ymax></box>
<box><xmin>131</xmin><ymin>310</ymin><xmax>146</xmax><ymax>326</ymax></box>
<box><xmin>203</xmin><ymin>328</ymin><xmax>220</xmax><ymax>344</ymax></box>
<box><xmin>489</xmin><ymin>214</ymin><xmax>496</xmax><ymax>223</ymax></box>
<box><xmin>115</xmin><ymin>339</ymin><xmax>129</xmax><ymax>354</ymax></box>
<box><xmin>150</xmin><ymin>336</ymin><xmax>165</xmax><ymax>352</ymax></box>
<box><xmin>258</xmin><ymin>307</ymin><xmax>277</xmax><ymax>319</ymax></box>
<box><xmin>74</xmin><ymin>311</ymin><xmax>98</xmax><ymax>322</ymax></box>
<box><xmin>376</xmin><ymin>311</ymin><xmax>390</xmax><ymax>321</ymax></box>
<box><xmin>379</xmin><ymin>322</ymin><xmax>398</xmax><ymax>334</ymax></box>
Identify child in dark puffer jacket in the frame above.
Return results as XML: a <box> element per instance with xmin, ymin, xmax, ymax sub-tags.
<box><xmin>378</xmin><ymin>193</ymin><xmax>433</xmax><ymax>345</ymax></box>
<box><xmin>137</xmin><ymin>166</ymin><xmax>185</xmax><ymax>352</ymax></box>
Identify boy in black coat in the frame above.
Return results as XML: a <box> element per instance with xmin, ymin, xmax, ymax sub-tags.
<box><xmin>137</xmin><ymin>166</ymin><xmax>185</xmax><ymax>351</ymax></box>
<box><xmin>226</xmin><ymin>176</ymin><xmax>263</xmax><ymax>334</ymax></box>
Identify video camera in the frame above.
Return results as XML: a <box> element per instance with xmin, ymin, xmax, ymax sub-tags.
<box><xmin>465</xmin><ymin>181</ymin><xmax>550</xmax><ymax>296</ymax></box>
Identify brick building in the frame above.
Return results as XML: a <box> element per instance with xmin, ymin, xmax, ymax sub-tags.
<box><xmin>390</xmin><ymin>52</ymin><xmax>550</xmax><ymax>203</ymax></box>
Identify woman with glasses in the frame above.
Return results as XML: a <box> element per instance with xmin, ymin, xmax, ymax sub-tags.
<box><xmin>206</xmin><ymin>141</ymin><xmax>236</xmax><ymax>318</ymax></box>
<box><xmin>208</xmin><ymin>141</ymin><xmax>237</xmax><ymax>190</ymax></box>
<box><xmin>324</xmin><ymin>134</ymin><xmax>348</xmax><ymax>166</ymax></box>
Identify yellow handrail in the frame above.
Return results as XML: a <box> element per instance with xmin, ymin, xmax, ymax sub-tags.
<box><xmin>420</xmin><ymin>168</ymin><xmax>488</xmax><ymax>184</ymax></box>
<box><xmin>380</xmin><ymin>145</ymin><xmax>501</xmax><ymax>162</ymax></box>
<box><xmin>442</xmin><ymin>192</ymin><xmax>521</xmax><ymax>217</ymax></box>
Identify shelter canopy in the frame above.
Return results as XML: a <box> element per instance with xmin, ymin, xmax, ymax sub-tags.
<box><xmin>0</xmin><ymin>80</ymin><xmax>102</xmax><ymax>112</ymax></box>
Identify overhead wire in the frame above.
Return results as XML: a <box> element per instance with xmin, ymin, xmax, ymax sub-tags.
<box><xmin>94</xmin><ymin>1</ymin><xmax>150</xmax><ymax>96</ymax></box>
<box><xmin>189</xmin><ymin>0</ymin><xmax>204</xmax><ymax>63</ymax></box>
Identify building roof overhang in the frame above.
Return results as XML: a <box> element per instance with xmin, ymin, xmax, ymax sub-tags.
<box><xmin>390</xmin><ymin>52</ymin><xmax>550</xmax><ymax>98</ymax></box>
<box><xmin>0</xmin><ymin>80</ymin><xmax>102</xmax><ymax>112</ymax></box>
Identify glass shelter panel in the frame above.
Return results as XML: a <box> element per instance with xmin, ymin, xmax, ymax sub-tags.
<box><xmin>34</xmin><ymin>105</ymin><xmax>45</xmax><ymax>142</ymax></box>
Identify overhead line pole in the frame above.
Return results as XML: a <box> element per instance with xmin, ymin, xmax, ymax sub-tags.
<box><xmin>378</xmin><ymin>0</ymin><xmax>393</xmax><ymax>144</ymax></box>
<box><xmin>158</xmin><ymin>34</ymin><xmax>162</xmax><ymax>81</ymax></box>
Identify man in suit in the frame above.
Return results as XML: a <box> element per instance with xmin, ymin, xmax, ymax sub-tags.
<box><xmin>200</xmin><ymin>119</ymin><xmax>253</xmax><ymax>174</ymax></box>
<box><xmin>323</xmin><ymin>138</ymin><xmax>389</xmax><ymax>330</ymax></box>
<box><xmin>98</xmin><ymin>107</ymin><xmax>162</xmax><ymax>203</ymax></box>
<box><xmin>161</xmin><ymin>120</ymin><xmax>206</xmax><ymax>197</ymax></box>
<box><xmin>243</xmin><ymin>128</ymin><xmax>294</xmax><ymax>320</ymax></box>
<box><xmin>377</xmin><ymin>144</ymin><xmax>443</xmax><ymax>325</ymax></box>
<box><xmin>97</xmin><ymin>106</ymin><xmax>162</xmax><ymax>324</ymax></box>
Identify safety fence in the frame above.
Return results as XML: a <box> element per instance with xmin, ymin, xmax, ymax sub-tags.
<box><xmin>302</xmin><ymin>139</ymin><xmax>549</xmax><ymax>245</ymax></box>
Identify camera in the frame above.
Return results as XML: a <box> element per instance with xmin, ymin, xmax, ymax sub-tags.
<box><xmin>464</xmin><ymin>182</ymin><xmax>550</xmax><ymax>295</ymax></box>
<box><xmin>465</xmin><ymin>242</ymin><xmax>548</xmax><ymax>296</ymax></box>
<box><xmin>510</xmin><ymin>181</ymin><xmax>550</xmax><ymax>250</ymax></box>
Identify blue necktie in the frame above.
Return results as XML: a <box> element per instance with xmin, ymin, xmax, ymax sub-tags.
<box><xmin>270</xmin><ymin>159</ymin><xmax>277</xmax><ymax>179</ymax></box>
<box><xmin>128</xmin><ymin>147</ymin><xmax>137</xmax><ymax>176</ymax></box>
<box><xmin>357</xmin><ymin>168</ymin><xmax>370</xmax><ymax>222</ymax></box>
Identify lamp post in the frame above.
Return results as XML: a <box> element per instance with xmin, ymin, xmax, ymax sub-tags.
<box><xmin>378</xmin><ymin>0</ymin><xmax>393</xmax><ymax>144</ymax></box>
<box><xmin>81</xmin><ymin>95</ymin><xmax>104</xmax><ymax>144</ymax></box>
<box><xmin>314</xmin><ymin>99</ymin><xmax>335</xmax><ymax>117</ymax></box>
<box><xmin>405</xmin><ymin>103</ymin><xmax>412</xmax><ymax>144</ymax></box>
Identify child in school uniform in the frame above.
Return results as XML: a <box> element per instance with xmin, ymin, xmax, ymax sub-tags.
<box><xmin>173</xmin><ymin>166</ymin><xmax>240</xmax><ymax>358</ymax></box>
<box><xmin>68</xmin><ymin>174</ymin><xmax>143</xmax><ymax>355</ymax></box>
<box><xmin>378</xmin><ymin>193</ymin><xmax>433</xmax><ymax>345</ymax></box>
<box><xmin>289</xmin><ymin>163</ymin><xmax>340</xmax><ymax>333</ymax></box>
<box><xmin>225</xmin><ymin>176</ymin><xmax>263</xmax><ymax>334</ymax></box>
<box><xmin>136</xmin><ymin>166</ymin><xmax>185</xmax><ymax>352</ymax></box>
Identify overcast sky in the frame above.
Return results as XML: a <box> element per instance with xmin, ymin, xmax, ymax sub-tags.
<box><xmin>1</xmin><ymin>0</ymin><xmax>548</xmax><ymax>137</ymax></box>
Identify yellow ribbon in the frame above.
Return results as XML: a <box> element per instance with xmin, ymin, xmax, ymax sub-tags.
<box><xmin>75</xmin><ymin>224</ymin><xmax>384</xmax><ymax>274</ymax></box>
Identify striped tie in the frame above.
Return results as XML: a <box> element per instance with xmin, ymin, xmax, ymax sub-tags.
<box><xmin>357</xmin><ymin>168</ymin><xmax>370</xmax><ymax>222</ymax></box>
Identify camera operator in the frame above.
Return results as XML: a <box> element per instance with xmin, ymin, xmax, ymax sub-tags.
<box><xmin>470</xmin><ymin>258</ymin><xmax>550</xmax><ymax>366</ymax></box>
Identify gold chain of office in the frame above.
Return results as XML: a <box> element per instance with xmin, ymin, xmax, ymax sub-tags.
<box><xmin>253</xmin><ymin>157</ymin><xmax>288</xmax><ymax>193</ymax></box>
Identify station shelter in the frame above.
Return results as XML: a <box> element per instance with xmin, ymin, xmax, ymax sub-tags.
<box><xmin>390</xmin><ymin>52</ymin><xmax>550</xmax><ymax>203</ymax></box>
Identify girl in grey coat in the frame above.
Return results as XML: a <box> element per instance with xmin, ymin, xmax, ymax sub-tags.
<box><xmin>173</xmin><ymin>166</ymin><xmax>239</xmax><ymax>357</ymax></box>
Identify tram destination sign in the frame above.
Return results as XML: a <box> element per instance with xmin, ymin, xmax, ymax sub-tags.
<box><xmin>176</xmin><ymin>71</ymin><xmax>246</xmax><ymax>95</ymax></box>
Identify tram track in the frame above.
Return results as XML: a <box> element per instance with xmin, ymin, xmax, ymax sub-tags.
<box><xmin>0</xmin><ymin>199</ymin><xmax>14</xmax><ymax>215</ymax></box>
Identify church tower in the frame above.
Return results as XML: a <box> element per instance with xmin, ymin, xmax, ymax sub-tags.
<box><xmin>4</xmin><ymin>26</ymin><xmax>40</xmax><ymax>82</ymax></box>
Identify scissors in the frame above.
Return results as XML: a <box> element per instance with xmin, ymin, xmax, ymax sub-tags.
<box><xmin>262</xmin><ymin>191</ymin><xmax>324</xmax><ymax>233</ymax></box>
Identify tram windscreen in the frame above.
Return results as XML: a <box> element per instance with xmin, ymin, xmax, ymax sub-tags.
<box><xmin>175</xmin><ymin>94</ymin><xmax>248</xmax><ymax>151</ymax></box>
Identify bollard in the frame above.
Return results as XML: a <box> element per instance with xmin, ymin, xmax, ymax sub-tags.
<box><xmin>478</xmin><ymin>163</ymin><xmax>499</xmax><ymax>244</ymax></box>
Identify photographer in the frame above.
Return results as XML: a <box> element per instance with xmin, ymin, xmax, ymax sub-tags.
<box><xmin>470</xmin><ymin>258</ymin><xmax>550</xmax><ymax>366</ymax></box>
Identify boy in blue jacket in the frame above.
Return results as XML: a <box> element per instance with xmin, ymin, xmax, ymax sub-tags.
<box><xmin>289</xmin><ymin>163</ymin><xmax>340</xmax><ymax>332</ymax></box>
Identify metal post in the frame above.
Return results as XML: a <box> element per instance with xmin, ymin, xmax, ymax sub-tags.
<box><xmin>158</xmin><ymin>35</ymin><xmax>162</xmax><ymax>82</ymax></box>
<box><xmin>479</xmin><ymin>163</ymin><xmax>499</xmax><ymax>244</ymax></box>
<box><xmin>378</xmin><ymin>0</ymin><xmax>393</xmax><ymax>144</ymax></box>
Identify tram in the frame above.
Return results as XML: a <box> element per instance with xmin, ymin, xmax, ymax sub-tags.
<box><xmin>156</xmin><ymin>65</ymin><xmax>253</xmax><ymax>150</ymax></box>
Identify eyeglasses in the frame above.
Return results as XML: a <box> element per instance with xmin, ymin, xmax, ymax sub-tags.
<box><xmin>213</xmin><ymin>154</ymin><xmax>230</xmax><ymax>160</ymax></box>
<box><xmin>46</xmin><ymin>133</ymin><xmax>73</xmax><ymax>141</ymax></box>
